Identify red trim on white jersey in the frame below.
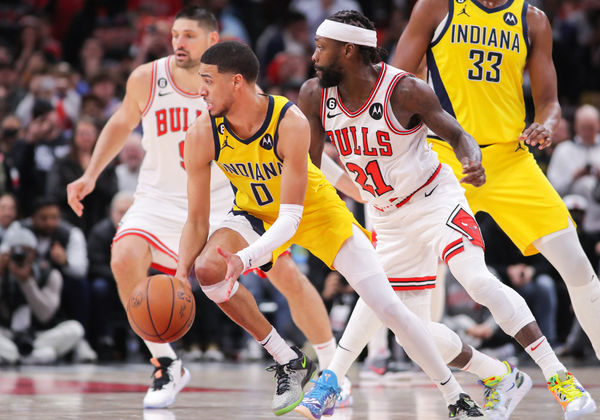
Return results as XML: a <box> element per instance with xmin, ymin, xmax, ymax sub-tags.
<box><xmin>113</xmin><ymin>228</ymin><xmax>178</xmax><ymax>262</ymax></box>
<box><xmin>442</xmin><ymin>238</ymin><xmax>464</xmax><ymax>264</ymax></box>
<box><xmin>141</xmin><ymin>60</ymin><xmax>158</xmax><ymax>117</ymax></box>
<box><xmin>389</xmin><ymin>275</ymin><xmax>436</xmax><ymax>291</ymax></box>
<box><xmin>320</xmin><ymin>87</ymin><xmax>326</xmax><ymax>126</ymax></box>
<box><xmin>373</xmin><ymin>163</ymin><xmax>442</xmax><ymax>212</ymax></box>
<box><xmin>384</xmin><ymin>72</ymin><xmax>423</xmax><ymax>135</ymax></box>
<box><xmin>165</xmin><ymin>56</ymin><xmax>202</xmax><ymax>98</ymax></box>
<box><xmin>336</xmin><ymin>63</ymin><xmax>387</xmax><ymax>118</ymax></box>
<box><xmin>151</xmin><ymin>262</ymin><xmax>176</xmax><ymax>275</ymax></box>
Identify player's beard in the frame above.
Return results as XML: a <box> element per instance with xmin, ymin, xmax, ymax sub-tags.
<box><xmin>315</xmin><ymin>64</ymin><xmax>343</xmax><ymax>88</ymax></box>
<box><xmin>174</xmin><ymin>51</ymin><xmax>200</xmax><ymax>69</ymax></box>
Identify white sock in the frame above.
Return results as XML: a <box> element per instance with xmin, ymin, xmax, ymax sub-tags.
<box><xmin>525</xmin><ymin>336</ymin><xmax>566</xmax><ymax>380</ymax></box>
<box><xmin>313</xmin><ymin>337</ymin><xmax>336</xmax><ymax>371</ymax></box>
<box><xmin>144</xmin><ymin>340</ymin><xmax>177</xmax><ymax>360</ymax></box>
<box><xmin>259</xmin><ymin>328</ymin><xmax>296</xmax><ymax>364</ymax></box>
<box><xmin>462</xmin><ymin>346</ymin><xmax>508</xmax><ymax>380</ymax></box>
<box><xmin>438</xmin><ymin>374</ymin><xmax>463</xmax><ymax>406</ymax></box>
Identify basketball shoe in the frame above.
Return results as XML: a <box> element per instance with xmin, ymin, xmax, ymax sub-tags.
<box><xmin>267</xmin><ymin>346</ymin><xmax>317</xmax><ymax>416</ymax></box>
<box><xmin>295</xmin><ymin>369</ymin><xmax>341</xmax><ymax>419</ymax></box>
<box><xmin>143</xmin><ymin>357</ymin><xmax>191</xmax><ymax>408</ymax></box>
<box><xmin>448</xmin><ymin>393</ymin><xmax>487</xmax><ymax>419</ymax></box>
<box><xmin>481</xmin><ymin>361</ymin><xmax>532</xmax><ymax>419</ymax></box>
<box><xmin>547</xmin><ymin>370</ymin><xmax>596</xmax><ymax>419</ymax></box>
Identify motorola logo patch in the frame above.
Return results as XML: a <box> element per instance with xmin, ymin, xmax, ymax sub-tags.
<box><xmin>369</xmin><ymin>103</ymin><xmax>383</xmax><ymax>120</ymax></box>
<box><xmin>260</xmin><ymin>134</ymin><xmax>274</xmax><ymax>150</ymax></box>
<box><xmin>503</xmin><ymin>12</ymin><xmax>517</xmax><ymax>26</ymax></box>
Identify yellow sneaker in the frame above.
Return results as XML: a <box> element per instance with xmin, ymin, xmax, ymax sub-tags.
<box><xmin>547</xmin><ymin>370</ymin><xmax>596</xmax><ymax>420</ymax></box>
<box><xmin>481</xmin><ymin>361</ymin><xmax>532</xmax><ymax>420</ymax></box>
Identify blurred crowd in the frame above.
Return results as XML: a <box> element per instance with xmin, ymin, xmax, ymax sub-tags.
<box><xmin>0</xmin><ymin>0</ymin><xmax>599</xmax><ymax>369</ymax></box>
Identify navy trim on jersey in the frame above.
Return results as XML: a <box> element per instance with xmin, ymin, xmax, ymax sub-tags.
<box><xmin>471</xmin><ymin>0</ymin><xmax>515</xmax><ymax>13</ymax></box>
<box><xmin>522</xmin><ymin>1</ymin><xmax>530</xmax><ymax>54</ymax></box>
<box><xmin>231</xmin><ymin>209</ymin><xmax>266</xmax><ymax>235</ymax></box>
<box><xmin>430</xmin><ymin>0</ymin><xmax>454</xmax><ymax>48</ymax></box>
<box><xmin>273</xmin><ymin>100</ymin><xmax>294</xmax><ymax>162</ymax></box>
<box><xmin>211</xmin><ymin>117</ymin><xmax>221</xmax><ymax>161</ymax></box>
<box><xmin>426</xmin><ymin>50</ymin><xmax>456</xmax><ymax>118</ymax></box>
<box><xmin>224</xmin><ymin>95</ymin><xmax>275</xmax><ymax>144</ymax></box>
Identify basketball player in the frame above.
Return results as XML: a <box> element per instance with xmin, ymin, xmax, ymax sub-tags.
<box><xmin>176</xmin><ymin>40</ymin><xmax>484</xmax><ymax>417</ymax></box>
<box><xmin>393</xmin><ymin>0</ymin><xmax>600</xmax><ymax>414</ymax></box>
<box><xmin>66</xmin><ymin>8</ymin><xmax>349</xmax><ymax>409</ymax></box>
<box><xmin>296</xmin><ymin>11</ymin><xmax>595</xmax><ymax>420</ymax></box>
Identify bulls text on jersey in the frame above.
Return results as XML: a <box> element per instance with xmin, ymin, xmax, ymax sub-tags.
<box><xmin>326</xmin><ymin>127</ymin><xmax>392</xmax><ymax>157</ymax></box>
<box><xmin>155</xmin><ymin>107</ymin><xmax>203</xmax><ymax>137</ymax></box>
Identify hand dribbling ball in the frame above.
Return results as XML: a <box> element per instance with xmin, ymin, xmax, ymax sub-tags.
<box><xmin>126</xmin><ymin>274</ymin><xmax>195</xmax><ymax>343</ymax></box>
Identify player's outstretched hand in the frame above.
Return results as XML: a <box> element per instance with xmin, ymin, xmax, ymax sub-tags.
<box><xmin>67</xmin><ymin>176</ymin><xmax>96</xmax><ymax>217</ymax></box>
<box><xmin>216</xmin><ymin>245</ymin><xmax>244</xmax><ymax>300</ymax></box>
<box><xmin>460</xmin><ymin>159</ymin><xmax>486</xmax><ymax>187</ymax></box>
<box><xmin>519</xmin><ymin>122</ymin><xmax>552</xmax><ymax>150</ymax></box>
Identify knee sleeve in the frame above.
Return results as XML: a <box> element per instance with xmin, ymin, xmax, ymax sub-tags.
<box><xmin>449</xmin><ymin>244</ymin><xmax>535</xmax><ymax>336</ymax></box>
<box><xmin>201</xmin><ymin>279</ymin><xmax>240</xmax><ymax>303</ymax></box>
<box><xmin>429</xmin><ymin>322</ymin><xmax>463</xmax><ymax>364</ymax></box>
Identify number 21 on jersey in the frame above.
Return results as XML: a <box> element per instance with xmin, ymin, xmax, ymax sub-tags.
<box><xmin>346</xmin><ymin>160</ymin><xmax>392</xmax><ymax>197</ymax></box>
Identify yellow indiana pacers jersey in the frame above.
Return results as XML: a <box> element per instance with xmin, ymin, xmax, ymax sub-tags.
<box><xmin>427</xmin><ymin>0</ymin><xmax>529</xmax><ymax>145</ymax></box>
<box><xmin>211</xmin><ymin>94</ymin><xmax>368</xmax><ymax>266</ymax></box>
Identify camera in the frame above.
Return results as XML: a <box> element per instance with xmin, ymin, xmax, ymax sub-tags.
<box><xmin>10</xmin><ymin>246</ymin><xmax>27</xmax><ymax>266</ymax></box>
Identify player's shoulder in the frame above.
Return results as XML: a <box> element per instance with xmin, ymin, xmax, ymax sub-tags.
<box><xmin>299</xmin><ymin>77</ymin><xmax>321</xmax><ymax>97</ymax></box>
<box><xmin>525</xmin><ymin>3</ymin><xmax>550</xmax><ymax>28</ymax></box>
<box><xmin>186</xmin><ymin>110</ymin><xmax>212</xmax><ymax>140</ymax></box>
<box><xmin>298</xmin><ymin>77</ymin><xmax>322</xmax><ymax>116</ymax></box>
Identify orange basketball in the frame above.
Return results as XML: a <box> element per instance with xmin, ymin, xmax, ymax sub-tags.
<box><xmin>126</xmin><ymin>274</ymin><xmax>195</xmax><ymax>343</ymax></box>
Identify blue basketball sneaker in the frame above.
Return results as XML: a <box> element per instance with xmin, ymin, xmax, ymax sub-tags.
<box><xmin>294</xmin><ymin>369</ymin><xmax>341</xmax><ymax>419</ymax></box>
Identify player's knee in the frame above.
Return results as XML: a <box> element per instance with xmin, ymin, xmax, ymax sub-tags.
<box><xmin>201</xmin><ymin>278</ymin><xmax>239</xmax><ymax>304</ymax></box>
<box><xmin>110</xmin><ymin>251</ymin><xmax>129</xmax><ymax>278</ymax></box>
<box><xmin>269</xmin><ymin>255</ymin><xmax>303</xmax><ymax>291</ymax></box>
<box><xmin>194</xmin><ymin>258</ymin><xmax>223</xmax><ymax>287</ymax></box>
<box><xmin>429</xmin><ymin>322</ymin><xmax>462</xmax><ymax>364</ymax></box>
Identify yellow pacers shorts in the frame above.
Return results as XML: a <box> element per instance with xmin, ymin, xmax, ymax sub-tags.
<box><xmin>429</xmin><ymin>138</ymin><xmax>572</xmax><ymax>256</ymax></box>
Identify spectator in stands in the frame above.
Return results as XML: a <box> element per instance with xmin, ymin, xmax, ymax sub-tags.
<box><xmin>18</xmin><ymin>100</ymin><xmax>70</xmax><ymax>216</ymax></box>
<box><xmin>547</xmin><ymin>104</ymin><xmax>600</xmax><ymax>233</ymax></box>
<box><xmin>0</xmin><ymin>223</ymin><xmax>83</xmax><ymax>365</ymax></box>
<box><xmin>88</xmin><ymin>73</ymin><xmax>121</xmax><ymax>120</ymax></box>
<box><xmin>0</xmin><ymin>115</ymin><xmax>26</xmax><ymax>194</ymax></box>
<box><xmin>0</xmin><ymin>194</ymin><xmax>18</xmax><ymax>241</ymax></box>
<box><xmin>87</xmin><ymin>191</ymin><xmax>133</xmax><ymax>359</ymax></box>
<box><xmin>47</xmin><ymin>116</ymin><xmax>117</xmax><ymax>233</ymax></box>
<box><xmin>22</xmin><ymin>197</ymin><xmax>96</xmax><ymax>362</ymax></box>
<box><xmin>115</xmin><ymin>132</ymin><xmax>144</xmax><ymax>193</ymax></box>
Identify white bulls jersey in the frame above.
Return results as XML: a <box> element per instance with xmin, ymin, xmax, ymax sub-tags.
<box><xmin>139</xmin><ymin>55</ymin><xmax>230</xmax><ymax>207</ymax></box>
<box><xmin>321</xmin><ymin>63</ymin><xmax>440</xmax><ymax>210</ymax></box>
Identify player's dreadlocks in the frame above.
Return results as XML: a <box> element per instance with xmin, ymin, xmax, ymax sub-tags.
<box><xmin>327</xmin><ymin>10</ymin><xmax>388</xmax><ymax>65</ymax></box>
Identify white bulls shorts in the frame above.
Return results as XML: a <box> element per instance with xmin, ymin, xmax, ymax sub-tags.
<box><xmin>369</xmin><ymin>164</ymin><xmax>484</xmax><ymax>291</ymax></box>
<box><xmin>113</xmin><ymin>183</ymin><xmax>234</xmax><ymax>274</ymax></box>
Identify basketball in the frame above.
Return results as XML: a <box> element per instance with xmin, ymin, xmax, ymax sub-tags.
<box><xmin>126</xmin><ymin>274</ymin><xmax>195</xmax><ymax>343</ymax></box>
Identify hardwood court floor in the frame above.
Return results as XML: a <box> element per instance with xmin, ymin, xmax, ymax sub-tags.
<box><xmin>1</xmin><ymin>362</ymin><xmax>599</xmax><ymax>419</ymax></box>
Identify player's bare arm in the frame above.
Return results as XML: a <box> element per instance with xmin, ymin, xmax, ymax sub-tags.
<box><xmin>519</xmin><ymin>6</ymin><xmax>560</xmax><ymax>150</ymax></box>
<box><xmin>174</xmin><ymin>114</ymin><xmax>214</xmax><ymax>284</ymax></box>
<box><xmin>391</xmin><ymin>0</ymin><xmax>445</xmax><ymax>73</ymax></box>
<box><xmin>298</xmin><ymin>77</ymin><xmax>325</xmax><ymax>167</ymax></box>
<box><xmin>392</xmin><ymin>75</ymin><xmax>485</xmax><ymax>187</ymax></box>
<box><xmin>66</xmin><ymin>63</ymin><xmax>153</xmax><ymax>216</ymax></box>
